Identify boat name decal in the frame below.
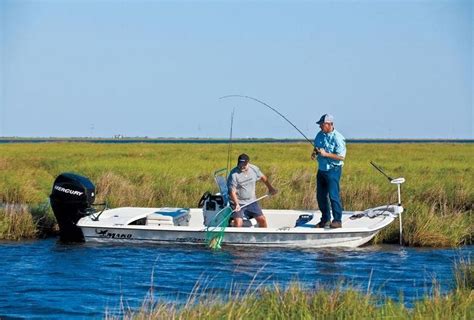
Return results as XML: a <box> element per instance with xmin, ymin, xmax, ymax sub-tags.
<box><xmin>95</xmin><ymin>229</ymin><xmax>132</xmax><ymax>239</ymax></box>
<box><xmin>54</xmin><ymin>185</ymin><xmax>83</xmax><ymax>196</ymax></box>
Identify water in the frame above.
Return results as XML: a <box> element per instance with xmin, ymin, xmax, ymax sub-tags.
<box><xmin>0</xmin><ymin>240</ymin><xmax>471</xmax><ymax>319</ymax></box>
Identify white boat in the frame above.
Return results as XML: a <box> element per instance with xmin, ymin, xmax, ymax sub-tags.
<box><xmin>75</xmin><ymin>206</ymin><xmax>401</xmax><ymax>248</ymax></box>
<box><xmin>50</xmin><ymin>170</ymin><xmax>405</xmax><ymax>248</ymax></box>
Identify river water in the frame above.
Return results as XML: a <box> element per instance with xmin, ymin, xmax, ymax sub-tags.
<box><xmin>0</xmin><ymin>239</ymin><xmax>471</xmax><ymax>319</ymax></box>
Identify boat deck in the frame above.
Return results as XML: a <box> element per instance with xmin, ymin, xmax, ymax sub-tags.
<box><xmin>79</xmin><ymin>206</ymin><xmax>396</xmax><ymax>233</ymax></box>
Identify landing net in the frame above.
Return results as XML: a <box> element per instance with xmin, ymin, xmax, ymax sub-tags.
<box><xmin>205</xmin><ymin>168</ymin><xmax>231</xmax><ymax>250</ymax></box>
<box><xmin>205</xmin><ymin>206</ymin><xmax>232</xmax><ymax>250</ymax></box>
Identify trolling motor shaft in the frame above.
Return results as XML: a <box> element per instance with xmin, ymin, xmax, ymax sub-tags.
<box><xmin>371</xmin><ymin>162</ymin><xmax>405</xmax><ymax>245</ymax></box>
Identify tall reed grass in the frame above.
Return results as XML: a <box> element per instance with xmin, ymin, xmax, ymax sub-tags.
<box><xmin>454</xmin><ymin>256</ymin><xmax>473</xmax><ymax>292</ymax></box>
<box><xmin>0</xmin><ymin>204</ymin><xmax>37</xmax><ymax>240</ymax></box>
<box><xmin>111</xmin><ymin>259</ymin><xmax>473</xmax><ymax>319</ymax></box>
<box><xmin>0</xmin><ymin>142</ymin><xmax>472</xmax><ymax>246</ymax></box>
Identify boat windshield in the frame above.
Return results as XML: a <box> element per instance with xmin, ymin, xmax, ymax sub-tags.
<box><xmin>213</xmin><ymin>168</ymin><xmax>230</xmax><ymax>206</ymax></box>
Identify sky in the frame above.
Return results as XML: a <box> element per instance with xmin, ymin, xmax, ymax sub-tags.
<box><xmin>0</xmin><ymin>0</ymin><xmax>472</xmax><ymax>139</ymax></box>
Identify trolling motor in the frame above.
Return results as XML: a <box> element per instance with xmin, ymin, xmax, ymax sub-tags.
<box><xmin>370</xmin><ymin>162</ymin><xmax>405</xmax><ymax>245</ymax></box>
<box><xmin>50</xmin><ymin>173</ymin><xmax>96</xmax><ymax>242</ymax></box>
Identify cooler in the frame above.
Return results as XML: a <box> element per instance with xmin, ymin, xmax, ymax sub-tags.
<box><xmin>146</xmin><ymin>208</ymin><xmax>190</xmax><ymax>226</ymax></box>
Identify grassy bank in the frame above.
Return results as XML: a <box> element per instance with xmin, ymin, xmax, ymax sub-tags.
<box><xmin>112</xmin><ymin>258</ymin><xmax>473</xmax><ymax>319</ymax></box>
<box><xmin>121</xmin><ymin>286</ymin><xmax>473</xmax><ymax>320</ymax></box>
<box><xmin>0</xmin><ymin>142</ymin><xmax>472</xmax><ymax>246</ymax></box>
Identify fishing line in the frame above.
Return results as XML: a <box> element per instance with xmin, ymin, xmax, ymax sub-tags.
<box><xmin>219</xmin><ymin>95</ymin><xmax>314</xmax><ymax>147</ymax></box>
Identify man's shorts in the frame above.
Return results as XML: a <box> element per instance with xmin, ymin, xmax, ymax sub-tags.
<box><xmin>232</xmin><ymin>202</ymin><xmax>263</xmax><ymax>220</ymax></box>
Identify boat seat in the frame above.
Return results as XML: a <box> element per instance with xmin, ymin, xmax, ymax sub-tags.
<box><xmin>213</xmin><ymin>169</ymin><xmax>230</xmax><ymax>206</ymax></box>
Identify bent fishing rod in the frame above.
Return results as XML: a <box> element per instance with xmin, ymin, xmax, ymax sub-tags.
<box><xmin>370</xmin><ymin>161</ymin><xmax>393</xmax><ymax>181</ymax></box>
<box><xmin>219</xmin><ymin>95</ymin><xmax>315</xmax><ymax>147</ymax></box>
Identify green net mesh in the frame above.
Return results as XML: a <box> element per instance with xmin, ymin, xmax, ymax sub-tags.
<box><xmin>205</xmin><ymin>206</ymin><xmax>233</xmax><ymax>250</ymax></box>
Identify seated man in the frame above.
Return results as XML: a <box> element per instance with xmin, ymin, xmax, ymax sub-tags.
<box><xmin>227</xmin><ymin>153</ymin><xmax>277</xmax><ymax>228</ymax></box>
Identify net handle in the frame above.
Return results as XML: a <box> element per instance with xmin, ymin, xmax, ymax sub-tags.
<box><xmin>207</xmin><ymin>194</ymin><xmax>270</xmax><ymax>230</ymax></box>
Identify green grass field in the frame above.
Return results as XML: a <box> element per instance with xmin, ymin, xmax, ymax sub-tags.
<box><xmin>0</xmin><ymin>142</ymin><xmax>472</xmax><ymax>246</ymax></box>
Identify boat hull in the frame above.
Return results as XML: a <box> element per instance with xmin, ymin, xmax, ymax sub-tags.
<box><xmin>80</xmin><ymin>226</ymin><xmax>380</xmax><ymax>248</ymax></box>
<box><xmin>77</xmin><ymin>207</ymin><xmax>398</xmax><ymax>248</ymax></box>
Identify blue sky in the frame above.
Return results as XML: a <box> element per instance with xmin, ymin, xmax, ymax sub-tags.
<box><xmin>0</xmin><ymin>0</ymin><xmax>472</xmax><ymax>139</ymax></box>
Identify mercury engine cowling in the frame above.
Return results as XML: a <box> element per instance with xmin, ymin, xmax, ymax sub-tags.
<box><xmin>50</xmin><ymin>173</ymin><xmax>96</xmax><ymax>242</ymax></box>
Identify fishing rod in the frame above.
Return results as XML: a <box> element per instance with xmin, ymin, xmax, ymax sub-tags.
<box><xmin>370</xmin><ymin>161</ymin><xmax>393</xmax><ymax>181</ymax></box>
<box><xmin>219</xmin><ymin>95</ymin><xmax>314</xmax><ymax>147</ymax></box>
<box><xmin>226</xmin><ymin>108</ymin><xmax>235</xmax><ymax>176</ymax></box>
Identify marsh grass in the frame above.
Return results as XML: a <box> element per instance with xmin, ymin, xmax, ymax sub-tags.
<box><xmin>0</xmin><ymin>142</ymin><xmax>472</xmax><ymax>245</ymax></box>
<box><xmin>454</xmin><ymin>256</ymin><xmax>473</xmax><ymax>292</ymax></box>
<box><xmin>0</xmin><ymin>201</ymin><xmax>57</xmax><ymax>240</ymax></box>
<box><xmin>29</xmin><ymin>201</ymin><xmax>58</xmax><ymax>237</ymax></box>
<box><xmin>396</xmin><ymin>203</ymin><xmax>472</xmax><ymax>247</ymax></box>
<box><xmin>0</xmin><ymin>204</ymin><xmax>37</xmax><ymax>240</ymax></box>
<box><xmin>108</xmin><ymin>260</ymin><xmax>473</xmax><ymax>319</ymax></box>
<box><xmin>112</xmin><ymin>279</ymin><xmax>473</xmax><ymax>320</ymax></box>
<box><xmin>95</xmin><ymin>171</ymin><xmax>158</xmax><ymax>207</ymax></box>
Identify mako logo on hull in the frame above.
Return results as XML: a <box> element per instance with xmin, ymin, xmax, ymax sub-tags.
<box><xmin>95</xmin><ymin>229</ymin><xmax>132</xmax><ymax>239</ymax></box>
<box><xmin>54</xmin><ymin>185</ymin><xmax>84</xmax><ymax>196</ymax></box>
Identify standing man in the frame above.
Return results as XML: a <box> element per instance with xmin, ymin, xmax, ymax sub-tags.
<box><xmin>311</xmin><ymin>114</ymin><xmax>346</xmax><ymax>228</ymax></box>
<box><xmin>227</xmin><ymin>153</ymin><xmax>278</xmax><ymax>228</ymax></box>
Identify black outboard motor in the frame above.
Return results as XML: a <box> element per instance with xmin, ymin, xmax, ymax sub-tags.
<box><xmin>50</xmin><ymin>173</ymin><xmax>96</xmax><ymax>242</ymax></box>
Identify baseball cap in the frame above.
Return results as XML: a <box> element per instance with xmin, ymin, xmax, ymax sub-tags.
<box><xmin>237</xmin><ymin>153</ymin><xmax>250</xmax><ymax>164</ymax></box>
<box><xmin>316</xmin><ymin>114</ymin><xmax>334</xmax><ymax>125</ymax></box>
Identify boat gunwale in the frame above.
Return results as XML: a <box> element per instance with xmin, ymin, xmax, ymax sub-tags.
<box><xmin>77</xmin><ymin>219</ymin><xmax>394</xmax><ymax>235</ymax></box>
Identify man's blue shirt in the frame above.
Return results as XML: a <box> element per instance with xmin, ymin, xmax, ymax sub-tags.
<box><xmin>314</xmin><ymin>129</ymin><xmax>346</xmax><ymax>171</ymax></box>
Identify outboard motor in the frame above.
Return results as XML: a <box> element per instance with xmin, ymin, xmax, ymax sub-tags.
<box><xmin>50</xmin><ymin>173</ymin><xmax>96</xmax><ymax>242</ymax></box>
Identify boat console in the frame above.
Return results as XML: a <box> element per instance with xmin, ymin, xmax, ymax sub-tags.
<box><xmin>200</xmin><ymin>192</ymin><xmax>228</xmax><ymax>227</ymax></box>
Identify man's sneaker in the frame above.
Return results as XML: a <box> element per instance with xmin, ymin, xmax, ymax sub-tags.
<box><xmin>330</xmin><ymin>221</ymin><xmax>342</xmax><ymax>229</ymax></box>
<box><xmin>314</xmin><ymin>221</ymin><xmax>330</xmax><ymax>228</ymax></box>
